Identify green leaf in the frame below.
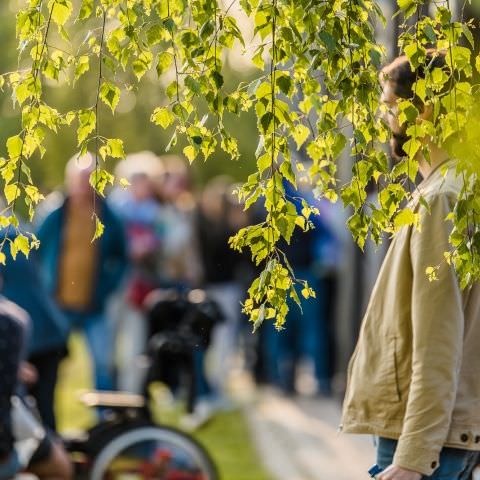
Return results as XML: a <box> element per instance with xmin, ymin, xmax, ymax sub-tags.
<box><xmin>132</xmin><ymin>51</ymin><xmax>153</xmax><ymax>81</ymax></box>
<box><xmin>404</xmin><ymin>42</ymin><xmax>425</xmax><ymax>69</ymax></box>
<box><xmin>92</xmin><ymin>215</ymin><xmax>104</xmax><ymax>241</ymax></box>
<box><xmin>211</xmin><ymin>71</ymin><xmax>224</xmax><ymax>89</ymax></box>
<box><xmin>4</xmin><ymin>184</ymin><xmax>20</xmax><ymax>204</ymax></box>
<box><xmin>260</xmin><ymin>112</ymin><xmax>274</xmax><ymax>134</ymax></box>
<box><xmin>402</xmin><ymin>138</ymin><xmax>421</xmax><ymax>160</ymax></box>
<box><xmin>14</xmin><ymin>234</ymin><xmax>30</xmax><ymax>258</ymax></box>
<box><xmin>257</xmin><ymin>153</ymin><xmax>271</xmax><ymax>175</ymax></box>
<box><xmin>394</xmin><ymin>208</ymin><xmax>419</xmax><ymax>229</ymax></box>
<box><xmin>48</xmin><ymin>0</ymin><xmax>73</xmax><ymax>26</ymax></box>
<box><xmin>9</xmin><ymin>239</ymin><xmax>17</xmax><ymax>260</ymax></box>
<box><xmin>277</xmin><ymin>75</ymin><xmax>293</xmax><ymax>97</ymax></box>
<box><xmin>151</xmin><ymin>107</ymin><xmax>175</xmax><ymax>129</ymax></box>
<box><xmin>74</xmin><ymin>55</ymin><xmax>90</xmax><ymax>82</ymax></box>
<box><xmin>279</xmin><ymin>160</ymin><xmax>296</xmax><ymax>186</ymax></box>
<box><xmin>301</xmin><ymin>287</ymin><xmax>315</xmax><ymax>300</ymax></box>
<box><xmin>318</xmin><ymin>31</ymin><xmax>337</xmax><ymax>54</ymax></box>
<box><xmin>166</xmin><ymin>81</ymin><xmax>179</xmax><ymax>99</ymax></box>
<box><xmin>476</xmin><ymin>55</ymin><xmax>480</xmax><ymax>75</ymax></box>
<box><xmin>183</xmin><ymin>145</ymin><xmax>196</xmax><ymax>163</ymax></box>
<box><xmin>6</xmin><ymin>136</ymin><xmax>23</xmax><ymax>160</ymax></box>
<box><xmin>79</xmin><ymin>0</ymin><xmax>93</xmax><ymax>20</ymax></box>
<box><xmin>252</xmin><ymin>50</ymin><xmax>265</xmax><ymax>70</ymax></box>
<box><xmin>147</xmin><ymin>24</ymin><xmax>165</xmax><ymax>46</ymax></box>
<box><xmin>99</xmin><ymin>82</ymin><xmax>121</xmax><ymax>113</ymax></box>
<box><xmin>446</xmin><ymin>46</ymin><xmax>472</xmax><ymax>74</ymax></box>
<box><xmin>255</xmin><ymin>82</ymin><xmax>271</xmax><ymax>99</ymax></box>
<box><xmin>398</xmin><ymin>100</ymin><xmax>419</xmax><ymax>126</ymax></box>
<box><xmin>77</xmin><ymin>110</ymin><xmax>96</xmax><ymax>145</ymax></box>
<box><xmin>200</xmin><ymin>20</ymin><xmax>215</xmax><ymax>39</ymax></box>
<box><xmin>89</xmin><ymin>169</ymin><xmax>114</xmax><ymax>197</ymax></box>
<box><xmin>397</xmin><ymin>0</ymin><xmax>417</xmax><ymax>18</ymax></box>
<box><xmin>156</xmin><ymin>51</ymin><xmax>173</xmax><ymax>76</ymax></box>
<box><xmin>462</xmin><ymin>23</ymin><xmax>475</xmax><ymax>50</ymax></box>
<box><xmin>106</xmin><ymin>138</ymin><xmax>125</xmax><ymax>159</ymax></box>
<box><xmin>25</xmin><ymin>185</ymin><xmax>44</xmax><ymax>204</ymax></box>
<box><xmin>185</xmin><ymin>76</ymin><xmax>201</xmax><ymax>95</ymax></box>
<box><xmin>119</xmin><ymin>177</ymin><xmax>130</xmax><ymax>188</ymax></box>
<box><xmin>292</xmin><ymin>124</ymin><xmax>310</xmax><ymax>150</ymax></box>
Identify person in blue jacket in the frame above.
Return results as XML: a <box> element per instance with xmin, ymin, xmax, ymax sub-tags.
<box><xmin>0</xmin><ymin>236</ymin><xmax>69</xmax><ymax>432</ymax></box>
<box><xmin>262</xmin><ymin>179</ymin><xmax>341</xmax><ymax>395</ymax></box>
<box><xmin>36</xmin><ymin>152</ymin><xmax>128</xmax><ymax>395</ymax></box>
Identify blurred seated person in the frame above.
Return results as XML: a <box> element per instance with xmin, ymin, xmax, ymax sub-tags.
<box><xmin>0</xmin><ymin>296</ymin><xmax>71</xmax><ymax>480</ymax></box>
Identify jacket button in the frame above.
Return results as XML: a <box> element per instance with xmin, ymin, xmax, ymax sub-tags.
<box><xmin>431</xmin><ymin>461</ymin><xmax>437</xmax><ymax>468</ymax></box>
<box><xmin>461</xmin><ymin>433</ymin><xmax>469</xmax><ymax>442</ymax></box>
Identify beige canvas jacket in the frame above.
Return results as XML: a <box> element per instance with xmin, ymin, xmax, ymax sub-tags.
<box><xmin>341</xmin><ymin>160</ymin><xmax>480</xmax><ymax>476</ymax></box>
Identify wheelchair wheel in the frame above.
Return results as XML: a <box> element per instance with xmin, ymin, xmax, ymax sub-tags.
<box><xmin>90</xmin><ymin>424</ymin><xmax>218</xmax><ymax>480</ymax></box>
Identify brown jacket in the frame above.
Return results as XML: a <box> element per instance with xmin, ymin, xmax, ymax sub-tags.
<box><xmin>341</xmin><ymin>160</ymin><xmax>480</xmax><ymax>476</ymax></box>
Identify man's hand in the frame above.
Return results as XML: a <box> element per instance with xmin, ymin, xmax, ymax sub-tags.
<box><xmin>377</xmin><ymin>465</ymin><xmax>422</xmax><ymax>480</ymax></box>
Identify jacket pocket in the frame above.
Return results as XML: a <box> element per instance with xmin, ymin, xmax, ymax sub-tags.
<box><xmin>384</xmin><ymin>336</ymin><xmax>401</xmax><ymax>402</ymax></box>
<box><xmin>391</xmin><ymin>336</ymin><xmax>402</xmax><ymax>402</ymax></box>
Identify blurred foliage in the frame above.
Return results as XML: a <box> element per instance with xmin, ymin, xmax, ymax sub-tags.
<box><xmin>0</xmin><ymin>0</ymin><xmax>258</xmax><ymax>192</ymax></box>
<box><xmin>1</xmin><ymin>0</ymin><xmax>480</xmax><ymax>330</ymax></box>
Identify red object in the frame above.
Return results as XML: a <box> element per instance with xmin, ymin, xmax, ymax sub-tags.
<box><xmin>126</xmin><ymin>276</ymin><xmax>157</xmax><ymax>308</ymax></box>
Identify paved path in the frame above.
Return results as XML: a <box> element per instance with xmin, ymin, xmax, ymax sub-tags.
<box><xmin>244</xmin><ymin>389</ymin><xmax>375</xmax><ymax>480</ymax></box>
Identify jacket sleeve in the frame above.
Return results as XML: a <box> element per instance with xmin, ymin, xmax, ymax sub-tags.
<box><xmin>102</xmin><ymin>208</ymin><xmax>128</xmax><ymax>297</ymax></box>
<box><xmin>393</xmin><ymin>193</ymin><xmax>464</xmax><ymax>476</ymax></box>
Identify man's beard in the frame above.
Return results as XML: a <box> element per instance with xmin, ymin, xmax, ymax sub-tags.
<box><xmin>390</xmin><ymin>130</ymin><xmax>410</xmax><ymax>160</ymax></box>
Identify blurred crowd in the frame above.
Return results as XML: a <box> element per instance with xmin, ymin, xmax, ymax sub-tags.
<box><xmin>0</xmin><ymin>151</ymin><xmax>345</xmax><ymax>433</ymax></box>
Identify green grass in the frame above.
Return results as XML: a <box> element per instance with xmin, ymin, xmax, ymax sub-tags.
<box><xmin>194</xmin><ymin>411</ymin><xmax>271</xmax><ymax>480</ymax></box>
<box><xmin>55</xmin><ymin>335</ymin><xmax>272</xmax><ymax>480</ymax></box>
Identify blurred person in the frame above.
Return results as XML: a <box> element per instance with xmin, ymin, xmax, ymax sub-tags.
<box><xmin>0</xmin><ymin>297</ymin><xmax>72</xmax><ymax>480</ymax></box>
<box><xmin>108</xmin><ymin>151</ymin><xmax>165</xmax><ymax>392</ymax></box>
<box><xmin>155</xmin><ymin>155</ymin><xmax>203</xmax><ymax>287</ymax></box>
<box><xmin>151</xmin><ymin>156</ymin><xmax>209</xmax><ymax>423</ymax></box>
<box><xmin>0</xmin><ymin>298</ymin><xmax>28</xmax><ymax>478</ymax></box>
<box><xmin>341</xmin><ymin>51</ymin><xmax>480</xmax><ymax>480</ymax></box>
<box><xmin>36</xmin><ymin>152</ymin><xmax>127</xmax><ymax>393</ymax></box>
<box><xmin>0</xmin><ymin>238</ymin><xmax>69</xmax><ymax>432</ymax></box>
<box><xmin>196</xmin><ymin>176</ymin><xmax>250</xmax><ymax>398</ymax></box>
<box><xmin>311</xmin><ymin>197</ymin><xmax>343</xmax><ymax>390</ymax></box>
<box><xmin>262</xmin><ymin>179</ymin><xmax>339</xmax><ymax>395</ymax></box>
<box><xmin>110</xmin><ymin>152</ymin><xmax>165</xmax><ymax>307</ymax></box>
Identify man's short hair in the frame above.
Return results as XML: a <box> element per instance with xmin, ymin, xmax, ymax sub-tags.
<box><xmin>381</xmin><ymin>50</ymin><xmax>448</xmax><ymax>108</ymax></box>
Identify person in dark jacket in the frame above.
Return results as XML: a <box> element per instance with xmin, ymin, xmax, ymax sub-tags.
<box><xmin>0</xmin><ymin>238</ymin><xmax>69</xmax><ymax>431</ymax></box>
<box><xmin>0</xmin><ymin>299</ymin><xmax>27</xmax><ymax>477</ymax></box>
<box><xmin>262</xmin><ymin>180</ymin><xmax>340</xmax><ymax>395</ymax></box>
<box><xmin>0</xmin><ymin>296</ymin><xmax>72</xmax><ymax>480</ymax></box>
<box><xmin>36</xmin><ymin>152</ymin><xmax>128</xmax><ymax>392</ymax></box>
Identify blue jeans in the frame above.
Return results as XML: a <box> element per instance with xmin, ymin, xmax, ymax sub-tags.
<box><xmin>377</xmin><ymin>437</ymin><xmax>479</xmax><ymax>479</ymax></box>
<box><xmin>263</xmin><ymin>271</ymin><xmax>330</xmax><ymax>393</ymax></box>
<box><xmin>64</xmin><ymin>310</ymin><xmax>114</xmax><ymax>391</ymax></box>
